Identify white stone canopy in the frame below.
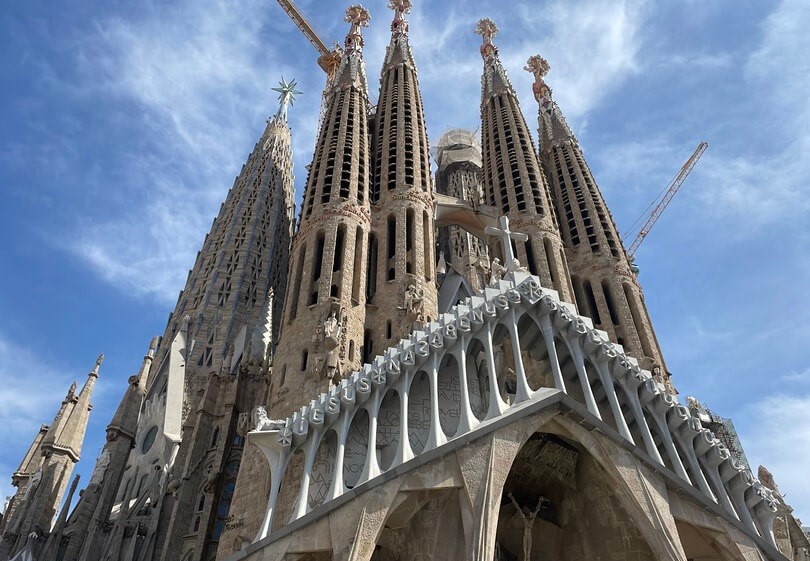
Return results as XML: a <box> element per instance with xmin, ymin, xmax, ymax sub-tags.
<box><xmin>248</xmin><ymin>272</ymin><xmax>779</xmax><ymax>548</ymax></box>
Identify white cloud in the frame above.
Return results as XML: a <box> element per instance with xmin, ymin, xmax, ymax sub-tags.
<box><xmin>60</xmin><ymin>0</ymin><xmax>296</xmax><ymax>303</ymax></box>
<box><xmin>738</xmin><ymin>393</ymin><xmax>810</xmax><ymax>522</ymax></box>
<box><xmin>511</xmin><ymin>0</ymin><xmax>649</xmax><ymax>121</ymax></box>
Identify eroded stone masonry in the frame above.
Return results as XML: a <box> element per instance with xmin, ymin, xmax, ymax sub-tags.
<box><xmin>2</xmin><ymin>3</ymin><xmax>808</xmax><ymax>561</ymax></box>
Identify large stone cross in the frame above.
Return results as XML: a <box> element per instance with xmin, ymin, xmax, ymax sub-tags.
<box><xmin>485</xmin><ymin>216</ymin><xmax>528</xmax><ymax>272</ymax></box>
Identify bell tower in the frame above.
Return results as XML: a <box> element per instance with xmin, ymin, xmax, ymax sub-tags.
<box><xmin>526</xmin><ymin>55</ymin><xmax>672</xmax><ymax>389</ymax></box>
<box><xmin>476</xmin><ymin>19</ymin><xmax>575</xmax><ymax>303</ymax></box>
<box><xmin>271</xmin><ymin>5</ymin><xmax>374</xmax><ymax>415</ymax></box>
<box><xmin>366</xmin><ymin>0</ymin><xmax>437</xmax><ymax>357</ymax></box>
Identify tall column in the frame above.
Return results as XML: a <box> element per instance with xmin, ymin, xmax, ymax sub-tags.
<box><xmin>525</xmin><ymin>55</ymin><xmax>671</xmax><ymax>390</ymax></box>
<box><xmin>366</xmin><ymin>0</ymin><xmax>437</xmax><ymax>358</ymax></box>
<box><xmin>475</xmin><ymin>19</ymin><xmax>574</xmax><ymax>303</ymax></box>
<box><xmin>271</xmin><ymin>5</ymin><xmax>373</xmax><ymax>416</ymax></box>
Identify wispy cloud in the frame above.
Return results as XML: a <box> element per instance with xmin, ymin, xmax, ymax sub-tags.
<box><xmin>55</xmin><ymin>0</ymin><xmax>295</xmax><ymax>303</ymax></box>
<box><xmin>737</xmin><ymin>393</ymin><xmax>810</xmax><ymax>521</ymax></box>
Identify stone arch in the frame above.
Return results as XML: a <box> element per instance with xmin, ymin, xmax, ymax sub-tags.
<box><xmin>464</xmin><ymin>334</ymin><xmax>493</xmax><ymax>420</ymax></box>
<box><xmin>370</xmin><ymin>489</ymin><xmax>465</xmax><ymax>561</ymax></box>
<box><xmin>515</xmin><ymin>313</ymin><xmax>553</xmax><ymax>391</ymax></box>
<box><xmin>273</xmin><ymin>448</ymin><xmax>305</xmax><ymax>531</ymax></box>
<box><xmin>493</xmin><ymin>425</ymin><xmax>658</xmax><ymax>561</ymax></box>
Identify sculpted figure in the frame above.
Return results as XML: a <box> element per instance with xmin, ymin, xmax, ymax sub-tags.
<box><xmin>489</xmin><ymin>258</ymin><xmax>506</xmax><ymax>285</ymax></box>
<box><xmin>400</xmin><ymin>284</ymin><xmax>425</xmax><ymax>316</ymax></box>
<box><xmin>324</xmin><ymin>312</ymin><xmax>341</xmax><ymax>345</ymax></box>
<box><xmin>511</xmin><ymin>257</ymin><xmax>528</xmax><ymax>273</ymax></box>
<box><xmin>253</xmin><ymin>406</ymin><xmax>285</xmax><ymax>432</ymax></box>
<box><xmin>508</xmin><ymin>492</ymin><xmax>550</xmax><ymax>561</ymax></box>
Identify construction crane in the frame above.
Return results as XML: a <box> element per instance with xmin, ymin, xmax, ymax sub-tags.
<box><xmin>624</xmin><ymin>141</ymin><xmax>708</xmax><ymax>261</ymax></box>
<box><xmin>276</xmin><ymin>0</ymin><xmax>342</xmax><ymax>77</ymax></box>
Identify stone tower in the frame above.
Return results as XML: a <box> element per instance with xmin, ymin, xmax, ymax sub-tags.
<box><xmin>52</xmin><ymin>339</ymin><xmax>157</xmax><ymax>561</ymax></box>
<box><xmin>367</xmin><ymin>0</ymin><xmax>437</xmax><ymax>353</ymax></box>
<box><xmin>54</xmin><ymin>83</ymin><xmax>297</xmax><ymax>561</ymax></box>
<box><xmin>0</xmin><ymin>356</ymin><xmax>102</xmax><ymax>559</ymax></box>
<box><xmin>475</xmin><ymin>19</ymin><xmax>574</xmax><ymax>303</ymax></box>
<box><xmin>434</xmin><ymin>128</ymin><xmax>490</xmax><ymax>292</ymax></box>
<box><xmin>525</xmin><ymin>55</ymin><xmax>671</xmax><ymax>387</ymax></box>
<box><xmin>271</xmin><ymin>5</ymin><xmax>373</xmax><ymax>415</ymax></box>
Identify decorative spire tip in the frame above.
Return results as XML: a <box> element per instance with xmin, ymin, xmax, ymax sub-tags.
<box><xmin>271</xmin><ymin>76</ymin><xmax>302</xmax><ymax>121</ymax></box>
<box><xmin>388</xmin><ymin>0</ymin><xmax>412</xmax><ymax>35</ymax></box>
<box><xmin>525</xmin><ymin>54</ymin><xmax>553</xmax><ymax>104</ymax></box>
<box><xmin>91</xmin><ymin>353</ymin><xmax>104</xmax><ymax>376</ymax></box>
<box><xmin>475</xmin><ymin>18</ymin><xmax>499</xmax><ymax>59</ymax></box>
<box><xmin>344</xmin><ymin>4</ymin><xmax>371</xmax><ymax>53</ymax></box>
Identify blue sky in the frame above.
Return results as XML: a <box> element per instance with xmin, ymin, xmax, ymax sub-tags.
<box><xmin>2</xmin><ymin>0</ymin><xmax>809</xmax><ymax>525</ymax></box>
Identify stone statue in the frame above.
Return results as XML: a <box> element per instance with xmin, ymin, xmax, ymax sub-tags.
<box><xmin>253</xmin><ymin>406</ymin><xmax>285</xmax><ymax>432</ymax></box>
<box><xmin>324</xmin><ymin>312</ymin><xmax>341</xmax><ymax>342</ymax></box>
<box><xmin>508</xmin><ymin>492</ymin><xmax>550</xmax><ymax>561</ymax></box>
<box><xmin>511</xmin><ymin>257</ymin><xmax>528</xmax><ymax>273</ymax></box>
<box><xmin>489</xmin><ymin>258</ymin><xmax>506</xmax><ymax>285</ymax></box>
<box><xmin>67</xmin><ymin>381</ymin><xmax>78</xmax><ymax>398</ymax></box>
<box><xmin>399</xmin><ymin>284</ymin><xmax>425</xmax><ymax>316</ymax></box>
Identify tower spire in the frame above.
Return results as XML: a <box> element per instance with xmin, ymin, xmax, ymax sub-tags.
<box><xmin>343</xmin><ymin>4</ymin><xmax>371</xmax><ymax>55</ymax></box>
<box><xmin>526</xmin><ymin>55</ymin><xmax>672</xmax><ymax>391</ymax></box>
<box><xmin>389</xmin><ymin>0</ymin><xmax>411</xmax><ymax>36</ymax></box>
<box><xmin>366</xmin><ymin>0</ymin><xmax>438</xmax><ymax>347</ymax></box>
<box><xmin>525</xmin><ymin>55</ymin><xmax>574</xmax><ymax>152</ymax></box>
<box><xmin>476</xmin><ymin>19</ymin><xmax>575</xmax><ymax>303</ymax></box>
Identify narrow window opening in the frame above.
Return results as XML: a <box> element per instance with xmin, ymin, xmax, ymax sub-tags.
<box><xmin>367</xmin><ymin>234</ymin><xmax>378</xmax><ymax>302</ymax></box>
<box><xmin>583</xmin><ymin>280</ymin><xmax>602</xmax><ymax>325</ymax></box>
<box><xmin>301</xmin><ymin>350</ymin><xmax>309</xmax><ymax>371</ymax></box>
<box><xmin>602</xmin><ymin>280</ymin><xmax>620</xmax><ymax>325</ymax></box>
<box><xmin>352</xmin><ymin>227</ymin><xmax>363</xmax><ymax>304</ymax></box>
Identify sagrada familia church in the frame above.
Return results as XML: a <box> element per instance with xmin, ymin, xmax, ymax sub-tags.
<box><xmin>1</xmin><ymin>2</ymin><xmax>808</xmax><ymax>560</ymax></box>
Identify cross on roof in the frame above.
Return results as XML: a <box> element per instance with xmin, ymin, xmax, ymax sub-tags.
<box><xmin>485</xmin><ymin>216</ymin><xmax>528</xmax><ymax>272</ymax></box>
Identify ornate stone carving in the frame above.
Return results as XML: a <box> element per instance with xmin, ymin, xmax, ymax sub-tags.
<box><xmin>253</xmin><ymin>406</ymin><xmax>285</xmax><ymax>432</ymax></box>
<box><xmin>489</xmin><ymin>258</ymin><xmax>506</xmax><ymax>285</ymax></box>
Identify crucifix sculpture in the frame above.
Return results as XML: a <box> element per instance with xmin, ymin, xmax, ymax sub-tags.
<box><xmin>485</xmin><ymin>216</ymin><xmax>528</xmax><ymax>273</ymax></box>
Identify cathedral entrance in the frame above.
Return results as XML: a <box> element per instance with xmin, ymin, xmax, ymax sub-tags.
<box><xmin>495</xmin><ymin>432</ymin><xmax>656</xmax><ymax>561</ymax></box>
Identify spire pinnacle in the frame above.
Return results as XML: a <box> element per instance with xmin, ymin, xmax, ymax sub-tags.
<box><xmin>388</xmin><ymin>0</ymin><xmax>411</xmax><ymax>36</ymax></box>
<box><xmin>91</xmin><ymin>353</ymin><xmax>104</xmax><ymax>377</ymax></box>
<box><xmin>343</xmin><ymin>5</ymin><xmax>371</xmax><ymax>55</ymax></box>
<box><xmin>475</xmin><ymin>18</ymin><xmax>499</xmax><ymax>59</ymax></box>
<box><xmin>525</xmin><ymin>54</ymin><xmax>575</xmax><ymax>148</ymax></box>
<box><xmin>271</xmin><ymin>77</ymin><xmax>302</xmax><ymax>121</ymax></box>
<box><xmin>525</xmin><ymin>55</ymin><xmax>552</xmax><ymax>106</ymax></box>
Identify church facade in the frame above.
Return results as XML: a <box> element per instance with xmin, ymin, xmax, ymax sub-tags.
<box><xmin>2</xmin><ymin>2</ymin><xmax>808</xmax><ymax>561</ymax></box>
